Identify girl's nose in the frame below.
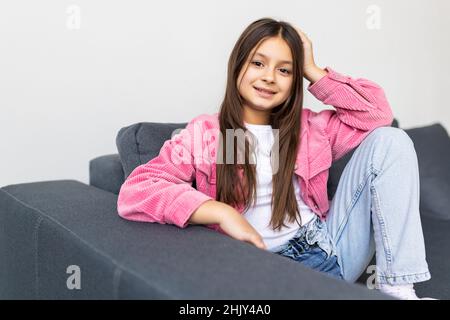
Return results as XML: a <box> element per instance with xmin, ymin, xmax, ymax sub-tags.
<box><xmin>261</xmin><ymin>70</ymin><xmax>275</xmax><ymax>83</ymax></box>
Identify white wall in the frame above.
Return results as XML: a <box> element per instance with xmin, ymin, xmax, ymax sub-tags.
<box><xmin>1</xmin><ymin>0</ymin><xmax>449</xmax><ymax>187</ymax></box>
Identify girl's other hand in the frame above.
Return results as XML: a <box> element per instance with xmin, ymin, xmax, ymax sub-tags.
<box><xmin>219</xmin><ymin>209</ymin><xmax>267</xmax><ymax>250</ymax></box>
<box><xmin>294</xmin><ymin>26</ymin><xmax>328</xmax><ymax>84</ymax></box>
<box><xmin>294</xmin><ymin>27</ymin><xmax>316</xmax><ymax>73</ymax></box>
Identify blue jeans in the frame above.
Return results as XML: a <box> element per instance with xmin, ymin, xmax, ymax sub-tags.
<box><xmin>275</xmin><ymin>127</ymin><xmax>431</xmax><ymax>285</ymax></box>
<box><xmin>272</xmin><ymin>215</ymin><xmax>343</xmax><ymax>281</ymax></box>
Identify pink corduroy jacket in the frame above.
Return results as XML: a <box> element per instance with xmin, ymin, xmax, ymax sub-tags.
<box><xmin>117</xmin><ymin>67</ymin><xmax>394</xmax><ymax>234</ymax></box>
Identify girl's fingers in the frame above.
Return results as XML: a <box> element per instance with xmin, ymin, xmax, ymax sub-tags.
<box><xmin>253</xmin><ymin>240</ymin><xmax>266</xmax><ymax>250</ymax></box>
<box><xmin>296</xmin><ymin>27</ymin><xmax>306</xmax><ymax>36</ymax></box>
<box><xmin>295</xmin><ymin>27</ymin><xmax>310</xmax><ymax>44</ymax></box>
<box><xmin>244</xmin><ymin>234</ymin><xmax>266</xmax><ymax>250</ymax></box>
<box><xmin>252</xmin><ymin>235</ymin><xmax>267</xmax><ymax>250</ymax></box>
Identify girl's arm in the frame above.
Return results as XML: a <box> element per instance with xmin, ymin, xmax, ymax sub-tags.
<box><xmin>188</xmin><ymin>200</ymin><xmax>231</xmax><ymax>225</ymax></box>
<box><xmin>307</xmin><ymin>66</ymin><xmax>394</xmax><ymax>161</ymax></box>
<box><xmin>117</xmin><ymin>120</ymin><xmax>267</xmax><ymax>249</ymax></box>
<box><xmin>117</xmin><ymin>115</ymin><xmax>214</xmax><ymax>228</ymax></box>
<box><xmin>295</xmin><ymin>27</ymin><xmax>394</xmax><ymax>161</ymax></box>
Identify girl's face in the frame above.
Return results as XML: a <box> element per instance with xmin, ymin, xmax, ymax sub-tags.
<box><xmin>237</xmin><ymin>36</ymin><xmax>294</xmax><ymax>124</ymax></box>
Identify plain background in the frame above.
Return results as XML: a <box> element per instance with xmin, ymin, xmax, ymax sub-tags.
<box><xmin>1</xmin><ymin>0</ymin><xmax>449</xmax><ymax>187</ymax></box>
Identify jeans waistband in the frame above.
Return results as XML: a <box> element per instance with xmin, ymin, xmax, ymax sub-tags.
<box><xmin>271</xmin><ymin>215</ymin><xmax>337</xmax><ymax>258</ymax></box>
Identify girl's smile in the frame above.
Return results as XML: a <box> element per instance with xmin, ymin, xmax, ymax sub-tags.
<box><xmin>254</xmin><ymin>86</ymin><xmax>277</xmax><ymax>99</ymax></box>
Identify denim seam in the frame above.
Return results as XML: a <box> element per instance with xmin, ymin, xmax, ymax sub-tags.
<box><xmin>332</xmin><ymin>165</ymin><xmax>378</xmax><ymax>279</ymax></box>
<box><xmin>370</xmin><ymin>181</ymin><xmax>394</xmax><ymax>273</ymax></box>
<box><xmin>334</xmin><ymin>168</ymin><xmax>373</xmax><ymax>245</ymax></box>
<box><xmin>377</xmin><ymin>270</ymin><xmax>431</xmax><ymax>279</ymax></box>
<box><xmin>376</xmin><ymin>270</ymin><xmax>431</xmax><ymax>284</ymax></box>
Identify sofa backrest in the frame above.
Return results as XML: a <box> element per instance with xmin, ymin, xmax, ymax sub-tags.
<box><xmin>404</xmin><ymin>123</ymin><xmax>450</xmax><ymax>220</ymax></box>
<box><xmin>116</xmin><ymin>122</ymin><xmax>187</xmax><ymax>178</ymax></box>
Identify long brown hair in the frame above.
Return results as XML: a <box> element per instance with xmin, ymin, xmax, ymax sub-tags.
<box><xmin>216</xmin><ymin>17</ymin><xmax>305</xmax><ymax>231</ymax></box>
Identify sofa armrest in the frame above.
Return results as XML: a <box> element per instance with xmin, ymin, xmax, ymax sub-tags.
<box><xmin>0</xmin><ymin>180</ymin><xmax>390</xmax><ymax>299</ymax></box>
<box><xmin>89</xmin><ymin>154</ymin><xmax>124</xmax><ymax>195</ymax></box>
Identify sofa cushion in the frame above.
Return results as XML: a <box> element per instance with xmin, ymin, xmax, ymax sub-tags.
<box><xmin>116</xmin><ymin>122</ymin><xmax>187</xmax><ymax>178</ymax></box>
<box><xmin>327</xmin><ymin>118</ymin><xmax>399</xmax><ymax>201</ymax></box>
<box><xmin>404</xmin><ymin>123</ymin><xmax>450</xmax><ymax>220</ymax></box>
<box><xmin>0</xmin><ymin>180</ymin><xmax>390</xmax><ymax>299</ymax></box>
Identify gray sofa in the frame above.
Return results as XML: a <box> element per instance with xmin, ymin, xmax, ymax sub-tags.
<box><xmin>1</xmin><ymin>118</ymin><xmax>449</xmax><ymax>300</ymax></box>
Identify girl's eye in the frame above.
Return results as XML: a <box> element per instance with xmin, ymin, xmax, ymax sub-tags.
<box><xmin>251</xmin><ymin>61</ymin><xmax>291</xmax><ymax>75</ymax></box>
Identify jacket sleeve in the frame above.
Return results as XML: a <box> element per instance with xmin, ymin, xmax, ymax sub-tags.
<box><xmin>117</xmin><ymin>115</ymin><xmax>214</xmax><ymax>228</ymax></box>
<box><xmin>308</xmin><ymin>67</ymin><xmax>394</xmax><ymax>161</ymax></box>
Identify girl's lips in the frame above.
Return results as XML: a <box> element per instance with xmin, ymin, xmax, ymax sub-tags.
<box><xmin>254</xmin><ymin>86</ymin><xmax>276</xmax><ymax>98</ymax></box>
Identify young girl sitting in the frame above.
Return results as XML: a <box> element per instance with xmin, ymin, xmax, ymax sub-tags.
<box><xmin>117</xmin><ymin>17</ymin><xmax>433</xmax><ymax>300</ymax></box>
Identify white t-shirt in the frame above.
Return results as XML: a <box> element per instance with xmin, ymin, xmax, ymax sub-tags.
<box><xmin>242</xmin><ymin>122</ymin><xmax>317</xmax><ymax>252</ymax></box>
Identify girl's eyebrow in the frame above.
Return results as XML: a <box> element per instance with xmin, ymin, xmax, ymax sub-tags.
<box><xmin>254</xmin><ymin>52</ymin><xmax>293</xmax><ymax>65</ymax></box>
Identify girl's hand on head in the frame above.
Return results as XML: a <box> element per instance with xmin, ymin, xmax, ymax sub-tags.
<box><xmin>295</xmin><ymin>26</ymin><xmax>328</xmax><ymax>84</ymax></box>
<box><xmin>294</xmin><ymin>27</ymin><xmax>316</xmax><ymax>73</ymax></box>
<box><xmin>219</xmin><ymin>209</ymin><xmax>267</xmax><ymax>250</ymax></box>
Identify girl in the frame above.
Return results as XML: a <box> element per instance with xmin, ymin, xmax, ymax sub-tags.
<box><xmin>117</xmin><ymin>18</ymin><xmax>433</xmax><ymax>300</ymax></box>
